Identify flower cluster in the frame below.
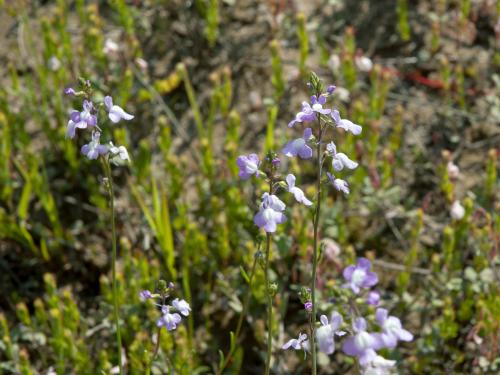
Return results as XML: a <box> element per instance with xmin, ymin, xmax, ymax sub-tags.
<box><xmin>140</xmin><ymin>282</ymin><xmax>191</xmax><ymax>331</ymax></box>
<box><xmin>236</xmin><ymin>79</ymin><xmax>361</xmax><ymax>233</ymax></box>
<box><xmin>283</xmin><ymin>258</ymin><xmax>413</xmax><ymax>374</ymax></box>
<box><xmin>65</xmin><ymin>80</ymin><xmax>133</xmax><ymax>163</ymax></box>
<box><xmin>236</xmin><ymin>152</ymin><xmax>312</xmax><ymax>233</ymax></box>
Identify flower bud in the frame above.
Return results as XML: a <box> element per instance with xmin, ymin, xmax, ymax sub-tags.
<box><xmin>268</xmin><ymin>283</ymin><xmax>278</xmax><ymax>297</ymax></box>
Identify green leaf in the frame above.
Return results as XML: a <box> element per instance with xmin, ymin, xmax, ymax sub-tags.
<box><xmin>239</xmin><ymin>266</ymin><xmax>250</xmax><ymax>284</ymax></box>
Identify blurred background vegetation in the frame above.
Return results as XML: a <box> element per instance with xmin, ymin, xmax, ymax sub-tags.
<box><xmin>0</xmin><ymin>0</ymin><xmax>498</xmax><ymax>374</ymax></box>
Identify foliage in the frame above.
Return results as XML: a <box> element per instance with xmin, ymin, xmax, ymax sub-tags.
<box><xmin>0</xmin><ymin>1</ymin><xmax>498</xmax><ymax>374</ymax></box>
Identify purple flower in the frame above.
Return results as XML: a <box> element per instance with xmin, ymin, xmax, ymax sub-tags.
<box><xmin>282</xmin><ymin>128</ymin><xmax>313</xmax><ymax>159</ymax></box>
<box><xmin>304</xmin><ymin>301</ymin><xmax>313</xmax><ymax>312</ymax></box>
<box><xmin>104</xmin><ymin>96</ymin><xmax>134</xmax><ymax>123</ymax></box>
<box><xmin>172</xmin><ymin>298</ymin><xmax>191</xmax><ymax>317</ymax></box>
<box><xmin>343</xmin><ymin>258</ymin><xmax>378</xmax><ymax>294</ymax></box>
<box><xmin>157</xmin><ymin>306</ymin><xmax>182</xmax><ymax>331</ymax></box>
<box><xmin>282</xmin><ymin>333</ymin><xmax>309</xmax><ymax>353</ymax></box>
<box><xmin>342</xmin><ymin>317</ymin><xmax>378</xmax><ymax>366</ymax></box>
<box><xmin>332</xmin><ymin>110</ymin><xmax>362</xmax><ymax>135</ymax></box>
<box><xmin>327</xmin><ymin>142</ymin><xmax>358</xmax><ymax>171</ymax></box>
<box><xmin>362</xmin><ymin>355</ymin><xmax>396</xmax><ymax>375</ymax></box>
<box><xmin>236</xmin><ymin>154</ymin><xmax>260</xmax><ymax>180</ymax></box>
<box><xmin>67</xmin><ymin>100</ymin><xmax>97</xmax><ymax>138</ymax></box>
<box><xmin>367</xmin><ymin>291</ymin><xmax>381</xmax><ymax>306</ymax></box>
<box><xmin>286</xmin><ymin>174</ymin><xmax>312</xmax><ymax>206</ymax></box>
<box><xmin>81</xmin><ymin>131</ymin><xmax>108</xmax><ymax>160</ymax></box>
<box><xmin>66</xmin><ymin>119</ymin><xmax>87</xmax><ymax>139</ymax></box>
<box><xmin>288</xmin><ymin>102</ymin><xmax>316</xmax><ymax>127</ymax></box>
<box><xmin>253</xmin><ymin>192</ymin><xmax>286</xmax><ymax>233</ymax></box>
<box><xmin>327</xmin><ymin>172</ymin><xmax>350</xmax><ymax>195</ymax></box>
<box><xmin>64</xmin><ymin>87</ymin><xmax>76</xmax><ymax>96</ymax></box>
<box><xmin>373</xmin><ymin>308</ymin><xmax>413</xmax><ymax>349</ymax></box>
<box><xmin>139</xmin><ymin>290</ymin><xmax>153</xmax><ymax>301</ymax></box>
<box><xmin>310</xmin><ymin>94</ymin><xmax>331</xmax><ymax>115</ymax></box>
<box><xmin>327</xmin><ymin>85</ymin><xmax>336</xmax><ymax>95</ymax></box>
<box><xmin>316</xmin><ymin>311</ymin><xmax>347</xmax><ymax>354</ymax></box>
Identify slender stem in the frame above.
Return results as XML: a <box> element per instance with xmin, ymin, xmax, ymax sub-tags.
<box><xmin>104</xmin><ymin>159</ymin><xmax>123</xmax><ymax>374</ymax></box>
<box><xmin>311</xmin><ymin>116</ymin><xmax>324</xmax><ymax>375</ymax></box>
<box><xmin>217</xmin><ymin>253</ymin><xmax>258</xmax><ymax>375</ymax></box>
<box><xmin>264</xmin><ymin>232</ymin><xmax>273</xmax><ymax>375</ymax></box>
<box><xmin>146</xmin><ymin>324</ymin><xmax>162</xmax><ymax>374</ymax></box>
<box><xmin>264</xmin><ymin>174</ymin><xmax>276</xmax><ymax>375</ymax></box>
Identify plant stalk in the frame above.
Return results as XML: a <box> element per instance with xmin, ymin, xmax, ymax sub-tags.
<box><xmin>104</xmin><ymin>159</ymin><xmax>123</xmax><ymax>374</ymax></box>
<box><xmin>264</xmin><ymin>232</ymin><xmax>273</xmax><ymax>375</ymax></box>
<box><xmin>311</xmin><ymin>117</ymin><xmax>324</xmax><ymax>375</ymax></box>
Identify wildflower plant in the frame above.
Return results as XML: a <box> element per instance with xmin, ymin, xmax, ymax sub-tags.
<box><xmin>236</xmin><ymin>151</ymin><xmax>306</xmax><ymax>374</ymax></box>
<box><xmin>281</xmin><ymin>73</ymin><xmax>362</xmax><ymax>373</ymax></box>
<box><xmin>236</xmin><ymin>73</ymin><xmax>363</xmax><ymax>373</ymax></box>
<box><xmin>65</xmin><ymin>78</ymin><xmax>133</xmax><ymax>374</ymax></box>
<box><xmin>286</xmin><ymin>258</ymin><xmax>413</xmax><ymax>374</ymax></box>
<box><xmin>277</xmin><ymin>75</ymin><xmax>414</xmax><ymax>374</ymax></box>
<box><xmin>140</xmin><ymin>280</ymin><xmax>191</xmax><ymax>374</ymax></box>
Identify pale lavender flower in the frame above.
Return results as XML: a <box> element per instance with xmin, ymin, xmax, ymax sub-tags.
<box><xmin>68</xmin><ymin>100</ymin><xmax>97</xmax><ymax>138</ymax></box>
<box><xmin>373</xmin><ymin>308</ymin><xmax>413</xmax><ymax>349</ymax></box>
<box><xmin>64</xmin><ymin>87</ymin><xmax>76</xmax><ymax>96</ymax></box>
<box><xmin>282</xmin><ymin>128</ymin><xmax>313</xmax><ymax>159</ymax></box>
<box><xmin>332</xmin><ymin>110</ymin><xmax>362</xmax><ymax>135</ymax></box>
<box><xmin>104</xmin><ymin>96</ymin><xmax>134</xmax><ymax>123</ymax></box>
<box><xmin>172</xmin><ymin>298</ymin><xmax>191</xmax><ymax>317</ymax></box>
<box><xmin>81</xmin><ymin>131</ymin><xmax>108</xmax><ymax>160</ymax></box>
<box><xmin>327</xmin><ymin>172</ymin><xmax>350</xmax><ymax>195</ymax></box>
<box><xmin>367</xmin><ymin>291</ymin><xmax>381</xmax><ymax>306</ymax></box>
<box><xmin>288</xmin><ymin>102</ymin><xmax>316</xmax><ymax>127</ymax></box>
<box><xmin>343</xmin><ymin>258</ymin><xmax>378</xmax><ymax>294</ymax></box>
<box><xmin>157</xmin><ymin>306</ymin><xmax>182</xmax><ymax>331</ymax></box>
<box><xmin>286</xmin><ymin>174</ymin><xmax>312</xmax><ymax>206</ymax></box>
<box><xmin>342</xmin><ymin>317</ymin><xmax>378</xmax><ymax>366</ymax></box>
<box><xmin>253</xmin><ymin>192</ymin><xmax>286</xmax><ymax>233</ymax></box>
<box><xmin>310</xmin><ymin>94</ymin><xmax>331</xmax><ymax>115</ymax></box>
<box><xmin>450</xmin><ymin>200</ymin><xmax>465</xmax><ymax>220</ymax></box>
<box><xmin>355</xmin><ymin>55</ymin><xmax>373</xmax><ymax>72</ymax></box>
<box><xmin>362</xmin><ymin>355</ymin><xmax>396</xmax><ymax>375</ymax></box>
<box><xmin>282</xmin><ymin>332</ymin><xmax>309</xmax><ymax>353</ymax></box>
<box><xmin>236</xmin><ymin>154</ymin><xmax>260</xmax><ymax>180</ymax></box>
<box><xmin>103</xmin><ymin>39</ymin><xmax>119</xmax><ymax>55</ymax></box>
<box><xmin>109</xmin><ymin>142</ymin><xmax>130</xmax><ymax>164</ymax></box>
<box><xmin>327</xmin><ymin>142</ymin><xmax>358</xmax><ymax>171</ymax></box>
<box><xmin>66</xmin><ymin>119</ymin><xmax>88</xmax><ymax>139</ymax></box>
<box><xmin>316</xmin><ymin>311</ymin><xmax>347</xmax><ymax>354</ymax></box>
<box><xmin>48</xmin><ymin>56</ymin><xmax>61</xmax><ymax>71</ymax></box>
<box><xmin>139</xmin><ymin>290</ymin><xmax>153</xmax><ymax>301</ymax></box>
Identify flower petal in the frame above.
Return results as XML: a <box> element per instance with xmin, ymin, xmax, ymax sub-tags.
<box><xmin>298</xmin><ymin>145</ymin><xmax>313</xmax><ymax>159</ymax></box>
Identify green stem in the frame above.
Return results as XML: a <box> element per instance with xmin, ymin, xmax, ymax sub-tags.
<box><xmin>216</xmin><ymin>253</ymin><xmax>258</xmax><ymax>375</ymax></box>
<box><xmin>146</xmin><ymin>325</ymin><xmax>162</xmax><ymax>375</ymax></box>
<box><xmin>264</xmin><ymin>232</ymin><xmax>273</xmax><ymax>375</ymax></box>
<box><xmin>311</xmin><ymin>117</ymin><xmax>324</xmax><ymax>375</ymax></box>
<box><xmin>104</xmin><ymin>159</ymin><xmax>123</xmax><ymax>374</ymax></box>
